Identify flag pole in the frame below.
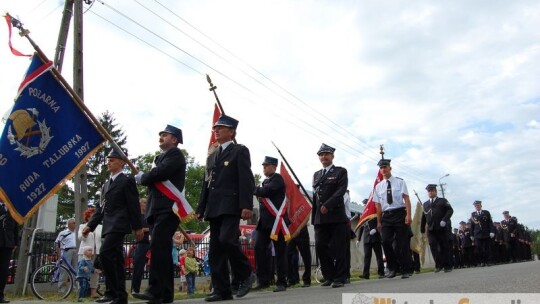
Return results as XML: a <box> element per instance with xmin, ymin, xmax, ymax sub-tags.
<box><xmin>206</xmin><ymin>74</ymin><xmax>236</xmax><ymax>144</ymax></box>
<box><xmin>271</xmin><ymin>141</ymin><xmax>313</xmax><ymax>205</ymax></box>
<box><xmin>8</xmin><ymin>14</ymin><xmax>196</xmax><ymax>245</ymax></box>
<box><xmin>7</xmin><ymin>13</ymin><xmax>133</xmax><ymax>171</ymax></box>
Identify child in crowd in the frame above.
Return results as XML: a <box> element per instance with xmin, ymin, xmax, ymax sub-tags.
<box><xmin>77</xmin><ymin>246</ymin><xmax>95</xmax><ymax>301</ymax></box>
<box><xmin>184</xmin><ymin>247</ymin><xmax>198</xmax><ymax>295</ymax></box>
<box><xmin>179</xmin><ymin>249</ymin><xmax>187</xmax><ymax>291</ymax></box>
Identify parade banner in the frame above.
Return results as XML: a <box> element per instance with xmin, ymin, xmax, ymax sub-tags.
<box><xmin>355</xmin><ymin>170</ymin><xmax>383</xmax><ymax>230</ymax></box>
<box><xmin>0</xmin><ymin>55</ymin><xmax>105</xmax><ymax>224</ymax></box>
<box><xmin>280</xmin><ymin>162</ymin><xmax>311</xmax><ymax>238</ymax></box>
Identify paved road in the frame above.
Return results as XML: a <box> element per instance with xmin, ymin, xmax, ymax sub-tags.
<box><xmin>15</xmin><ymin>260</ymin><xmax>540</xmax><ymax>304</ymax></box>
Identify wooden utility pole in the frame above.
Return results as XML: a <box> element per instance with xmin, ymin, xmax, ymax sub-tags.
<box><xmin>73</xmin><ymin>0</ymin><xmax>88</xmax><ymax>230</ymax></box>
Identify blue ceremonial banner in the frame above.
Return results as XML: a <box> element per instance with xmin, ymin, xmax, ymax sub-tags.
<box><xmin>0</xmin><ymin>55</ymin><xmax>105</xmax><ymax>224</ymax></box>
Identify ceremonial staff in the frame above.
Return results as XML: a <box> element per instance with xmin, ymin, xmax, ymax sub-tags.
<box><xmin>7</xmin><ymin>14</ymin><xmax>196</xmax><ymax>245</ymax></box>
<box><xmin>206</xmin><ymin>74</ymin><xmax>236</xmax><ymax>144</ymax></box>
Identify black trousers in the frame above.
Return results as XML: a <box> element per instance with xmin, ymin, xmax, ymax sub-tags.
<box><xmin>363</xmin><ymin>242</ymin><xmax>385</xmax><ymax>277</ymax></box>
<box><xmin>147</xmin><ymin>212</ymin><xmax>180</xmax><ymax>301</ymax></box>
<box><xmin>475</xmin><ymin>237</ymin><xmax>491</xmax><ymax>264</ymax></box>
<box><xmin>428</xmin><ymin>229</ymin><xmax>451</xmax><ymax>269</ymax></box>
<box><xmin>380</xmin><ymin>209</ymin><xmax>409</xmax><ymax>273</ymax></box>
<box><xmin>286</xmin><ymin>227</ymin><xmax>311</xmax><ymax>284</ymax></box>
<box><xmin>314</xmin><ymin>222</ymin><xmax>348</xmax><ymax>283</ymax></box>
<box><xmin>131</xmin><ymin>242</ymin><xmax>149</xmax><ymax>293</ymax></box>
<box><xmin>209</xmin><ymin>215</ymin><xmax>252</xmax><ymax>297</ymax></box>
<box><xmin>255</xmin><ymin>229</ymin><xmax>288</xmax><ymax>286</ymax></box>
<box><xmin>0</xmin><ymin>247</ymin><xmax>12</xmax><ymax>299</ymax></box>
<box><xmin>100</xmin><ymin>232</ymin><xmax>127</xmax><ymax>302</ymax></box>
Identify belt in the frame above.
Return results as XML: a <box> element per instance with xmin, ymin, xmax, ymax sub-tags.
<box><xmin>63</xmin><ymin>247</ymin><xmax>76</xmax><ymax>251</ymax></box>
<box><xmin>383</xmin><ymin>207</ymin><xmax>405</xmax><ymax>215</ymax></box>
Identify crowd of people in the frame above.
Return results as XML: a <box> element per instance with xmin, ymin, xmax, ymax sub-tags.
<box><xmin>0</xmin><ymin>114</ymin><xmax>535</xmax><ymax>304</ymax></box>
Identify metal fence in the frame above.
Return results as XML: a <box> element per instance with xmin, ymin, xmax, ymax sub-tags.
<box><xmin>10</xmin><ymin>231</ymin><xmax>317</xmax><ymax>284</ymax></box>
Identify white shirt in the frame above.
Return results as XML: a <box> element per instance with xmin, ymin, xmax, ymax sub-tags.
<box><xmin>78</xmin><ymin>223</ymin><xmax>103</xmax><ymax>255</ymax></box>
<box><xmin>343</xmin><ymin>191</ymin><xmax>351</xmax><ymax>220</ymax></box>
<box><xmin>373</xmin><ymin>176</ymin><xmax>408</xmax><ymax>211</ymax></box>
<box><xmin>55</xmin><ymin>228</ymin><xmax>76</xmax><ymax>249</ymax></box>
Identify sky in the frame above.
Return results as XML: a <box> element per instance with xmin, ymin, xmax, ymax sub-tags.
<box><xmin>1</xmin><ymin>1</ymin><xmax>539</xmax><ymax>229</ymax></box>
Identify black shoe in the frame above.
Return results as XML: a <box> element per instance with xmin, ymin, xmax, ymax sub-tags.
<box><xmin>0</xmin><ymin>298</ymin><xmax>9</xmax><ymax>303</ymax></box>
<box><xmin>361</xmin><ymin>274</ymin><xmax>369</xmax><ymax>280</ymax></box>
<box><xmin>331</xmin><ymin>281</ymin><xmax>344</xmax><ymax>288</ymax></box>
<box><xmin>273</xmin><ymin>285</ymin><xmax>286</xmax><ymax>292</ymax></box>
<box><xmin>236</xmin><ymin>273</ymin><xmax>255</xmax><ymax>298</ymax></box>
<box><xmin>301</xmin><ymin>282</ymin><xmax>311</xmax><ymax>288</ymax></box>
<box><xmin>132</xmin><ymin>291</ymin><xmax>156</xmax><ymax>301</ymax></box>
<box><xmin>378</xmin><ymin>274</ymin><xmax>386</xmax><ymax>279</ymax></box>
<box><xmin>386</xmin><ymin>270</ymin><xmax>396</xmax><ymax>278</ymax></box>
<box><xmin>401</xmin><ymin>273</ymin><xmax>409</xmax><ymax>279</ymax></box>
<box><xmin>434</xmin><ymin>268</ymin><xmax>442</xmax><ymax>273</ymax></box>
<box><xmin>320</xmin><ymin>280</ymin><xmax>332</xmax><ymax>286</ymax></box>
<box><xmin>205</xmin><ymin>294</ymin><xmax>233</xmax><ymax>302</ymax></box>
<box><xmin>96</xmin><ymin>296</ymin><xmax>115</xmax><ymax>303</ymax></box>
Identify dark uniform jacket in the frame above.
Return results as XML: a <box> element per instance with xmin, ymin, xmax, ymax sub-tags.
<box><xmin>420</xmin><ymin>197</ymin><xmax>453</xmax><ymax>233</ymax></box>
<box><xmin>470</xmin><ymin>210</ymin><xmax>495</xmax><ymax>239</ymax></box>
<box><xmin>87</xmin><ymin>173</ymin><xmax>142</xmax><ymax>236</ymax></box>
<box><xmin>311</xmin><ymin>166</ymin><xmax>348</xmax><ymax>225</ymax></box>
<box><xmin>0</xmin><ymin>205</ymin><xmax>19</xmax><ymax>248</ymax></box>
<box><xmin>459</xmin><ymin>227</ymin><xmax>473</xmax><ymax>248</ymax></box>
<box><xmin>141</xmin><ymin>147</ymin><xmax>186</xmax><ymax>222</ymax></box>
<box><xmin>501</xmin><ymin>216</ymin><xmax>518</xmax><ymax>242</ymax></box>
<box><xmin>357</xmin><ymin>217</ymin><xmax>381</xmax><ymax>244</ymax></box>
<box><xmin>254</xmin><ymin>173</ymin><xmax>288</xmax><ymax>230</ymax></box>
<box><xmin>197</xmin><ymin>143</ymin><xmax>255</xmax><ymax>219</ymax></box>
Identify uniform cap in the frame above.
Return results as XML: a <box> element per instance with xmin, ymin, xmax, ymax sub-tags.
<box><xmin>362</xmin><ymin>199</ymin><xmax>368</xmax><ymax>205</ymax></box>
<box><xmin>425</xmin><ymin>184</ymin><xmax>437</xmax><ymax>190</ymax></box>
<box><xmin>502</xmin><ymin>211</ymin><xmax>509</xmax><ymax>215</ymax></box>
<box><xmin>262</xmin><ymin>156</ymin><xmax>278</xmax><ymax>166</ymax></box>
<box><xmin>459</xmin><ymin>221</ymin><xmax>466</xmax><ymax>225</ymax></box>
<box><xmin>107</xmin><ymin>149</ymin><xmax>127</xmax><ymax>159</ymax></box>
<box><xmin>213</xmin><ymin>114</ymin><xmax>239</xmax><ymax>129</ymax></box>
<box><xmin>159</xmin><ymin>124</ymin><xmax>183</xmax><ymax>144</ymax></box>
<box><xmin>473</xmin><ymin>200</ymin><xmax>482</xmax><ymax>205</ymax></box>
<box><xmin>317</xmin><ymin>143</ymin><xmax>335</xmax><ymax>155</ymax></box>
<box><xmin>377</xmin><ymin>159</ymin><xmax>391</xmax><ymax>167</ymax></box>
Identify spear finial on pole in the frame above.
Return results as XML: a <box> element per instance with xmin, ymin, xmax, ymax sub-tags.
<box><xmin>379</xmin><ymin>144</ymin><xmax>385</xmax><ymax>159</ymax></box>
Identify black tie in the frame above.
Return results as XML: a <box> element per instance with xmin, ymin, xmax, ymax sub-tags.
<box><xmin>322</xmin><ymin>168</ymin><xmax>327</xmax><ymax>176</ymax></box>
<box><xmin>386</xmin><ymin>180</ymin><xmax>393</xmax><ymax>204</ymax></box>
<box><xmin>217</xmin><ymin>146</ymin><xmax>223</xmax><ymax>157</ymax></box>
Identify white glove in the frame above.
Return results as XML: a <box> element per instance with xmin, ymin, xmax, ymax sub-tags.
<box><xmin>135</xmin><ymin>171</ymin><xmax>143</xmax><ymax>184</ymax></box>
<box><xmin>490</xmin><ymin>232</ymin><xmax>495</xmax><ymax>238</ymax></box>
<box><xmin>369</xmin><ymin>229</ymin><xmax>377</xmax><ymax>235</ymax></box>
<box><xmin>440</xmin><ymin>221</ymin><xmax>446</xmax><ymax>228</ymax></box>
<box><xmin>355</xmin><ymin>240</ymin><xmax>361</xmax><ymax>248</ymax></box>
<box><xmin>470</xmin><ymin>236</ymin><xmax>474</xmax><ymax>241</ymax></box>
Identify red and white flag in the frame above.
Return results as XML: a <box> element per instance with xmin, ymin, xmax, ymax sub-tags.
<box><xmin>280</xmin><ymin>163</ymin><xmax>312</xmax><ymax>238</ymax></box>
<box><xmin>156</xmin><ymin>180</ymin><xmax>193</xmax><ymax>219</ymax></box>
<box><xmin>208</xmin><ymin>103</ymin><xmax>222</xmax><ymax>155</ymax></box>
<box><xmin>355</xmin><ymin>169</ymin><xmax>383</xmax><ymax>230</ymax></box>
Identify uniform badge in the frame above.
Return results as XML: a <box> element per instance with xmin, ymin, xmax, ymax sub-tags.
<box><xmin>224</xmin><ymin>161</ymin><xmax>229</xmax><ymax>166</ymax></box>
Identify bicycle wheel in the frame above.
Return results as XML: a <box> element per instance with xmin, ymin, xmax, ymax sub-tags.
<box><xmin>31</xmin><ymin>263</ymin><xmax>74</xmax><ymax>300</ymax></box>
<box><xmin>315</xmin><ymin>266</ymin><xmax>324</xmax><ymax>284</ymax></box>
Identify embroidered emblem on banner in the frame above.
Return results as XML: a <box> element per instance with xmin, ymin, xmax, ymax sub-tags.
<box><xmin>7</xmin><ymin>108</ymin><xmax>52</xmax><ymax>158</ymax></box>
